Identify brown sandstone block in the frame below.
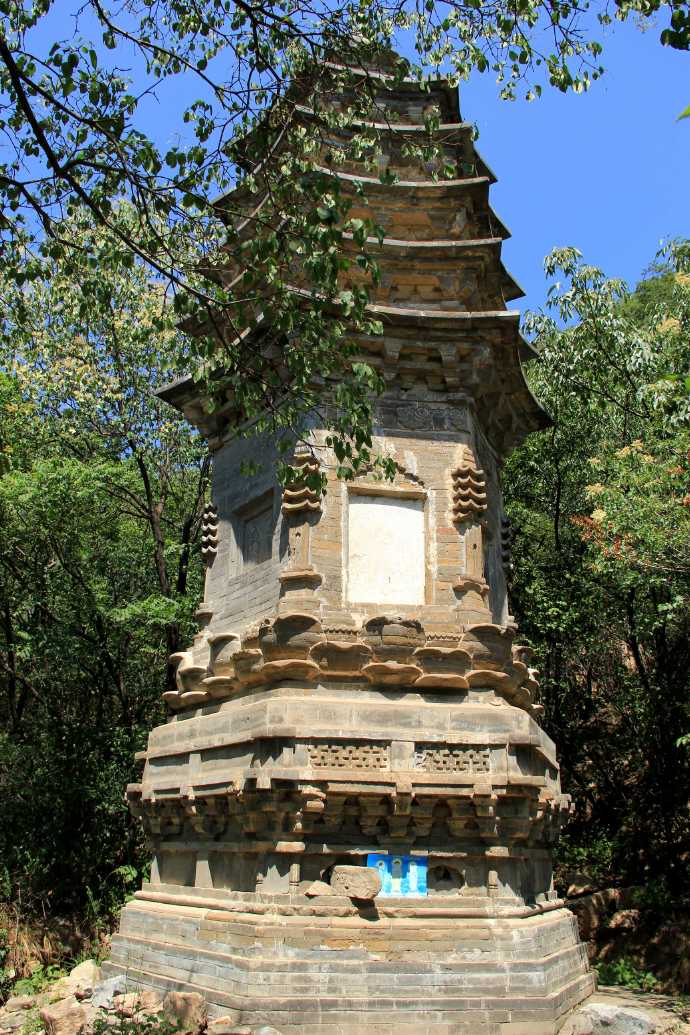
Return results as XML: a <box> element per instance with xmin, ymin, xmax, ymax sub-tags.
<box><xmin>40</xmin><ymin>998</ymin><xmax>94</xmax><ymax>1035</ymax></box>
<box><xmin>162</xmin><ymin>991</ymin><xmax>208</xmax><ymax>1035</ymax></box>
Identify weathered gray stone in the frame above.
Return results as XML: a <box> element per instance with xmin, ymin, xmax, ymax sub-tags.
<box><xmin>330</xmin><ymin>865</ymin><xmax>381</xmax><ymax>900</ymax></box>
<box><xmin>0</xmin><ymin>1012</ymin><xmax>26</xmax><ymax>1033</ymax></box>
<box><xmin>561</xmin><ymin>1000</ymin><xmax>667</xmax><ymax>1035</ymax></box>
<box><xmin>91</xmin><ymin>975</ymin><xmax>127</xmax><ymax>1010</ymax></box>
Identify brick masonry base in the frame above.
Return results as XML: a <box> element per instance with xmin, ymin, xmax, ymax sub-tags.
<box><xmin>104</xmin><ymin>893</ymin><xmax>595</xmax><ymax>1034</ymax></box>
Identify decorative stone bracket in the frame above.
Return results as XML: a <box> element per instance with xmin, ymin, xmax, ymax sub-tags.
<box><xmin>126</xmin><ymin>778</ymin><xmax>571</xmax><ymax>847</ymax></box>
<box><xmin>451</xmin><ymin>447</ymin><xmax>487</xmax><ymax>526</ymax></box>
<box><xmin>200</xmin><ymin>503</ymin><xmax>219</xmax><ymax>565</ymax></box>
<box><xmin>281</xmin><ymin>452</ymin><xmax>322</xmax><ymax>516</ymax></box>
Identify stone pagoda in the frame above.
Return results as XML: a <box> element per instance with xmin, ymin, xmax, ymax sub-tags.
<box><xmin>108</xmin><ymin>55</ymin><xmax>594</xmax><ymax>1034</ymax></box>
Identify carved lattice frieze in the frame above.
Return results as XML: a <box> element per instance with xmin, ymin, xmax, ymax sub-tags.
<box><xmin>307</xmin><ymin>741</ymin><xmax>390</xmax><ymax>769</ymax></box>
<box><xmin>415</xmin><ymin>745</ymin><xmax>491</xmax><ymax>774</ymax></box>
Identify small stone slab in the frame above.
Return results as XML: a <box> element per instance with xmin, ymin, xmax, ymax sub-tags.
<box><xmin>303</xmin><ymin>880</ymin><xmax>333</xmax><ymax>898</ymax></box>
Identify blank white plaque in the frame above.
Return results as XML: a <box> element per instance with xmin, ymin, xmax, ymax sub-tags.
<box><xmin>347</xmin><ymin>494</ymin><xmax>425</xmax><ymax>605</ymax></box>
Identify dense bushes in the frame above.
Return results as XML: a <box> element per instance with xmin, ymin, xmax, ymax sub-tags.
<box><xmin>0</xmin><ymin>219</ymin><xmax>207</xmax><ymax>937</ymax></box>
<box><xmin>505</xmin><ymin>246</ymin><xmax>690</xmax><ymax>896</ymax></box>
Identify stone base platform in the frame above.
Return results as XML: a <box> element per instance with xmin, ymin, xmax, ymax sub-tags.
<box><xmin>105</xmin><ymin>886</ymin><xmax>594</xmax><ymax>1034</ymax></box>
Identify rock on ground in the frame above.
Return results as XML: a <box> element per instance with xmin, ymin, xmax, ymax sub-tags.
<box><xmin>112</xmin><ymin>990</ymin><xmax>162</xmax><ymax>1018</ymax></box>
<box><xmin>90</xmin><ymin>974</ymin><xmax>127</xmax><ymax>1010</ymax></box>
<box><xmin>163</xmin><ymin>990</ymin><xmax>208</xmax><ymax>1035</ymax></box>
<box><xmin>562</xmin><ymin>987</ymin><xmax>690</xmax><ymax>1035</ymax></box>
<box><xmin>40</xmin><ymin>997</ymin><xmax>94</xmax><ymax>1035</ymax></box>
<box><xmin>3</xmin><ymin>997</ymin><xmax>36</xmax><ymax>1013</ymax></box>
<box><xmin>206</xmin><ymin>1016</ymin><xmax>244</xmax><ymax>1035</ymax></box>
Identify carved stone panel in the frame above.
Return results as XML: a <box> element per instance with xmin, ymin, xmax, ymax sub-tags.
<box><xmin>242</xmin><ymin>498</ymin><xmax>274</xmax><ymax>567</ymax></box>
<box><xmin>347</xmin><ymin>494</ymin><xmax>425</xmax><ymax>605</ymax></box>
<box><xmin>415</xmin><ymin>745</ymin><xmax>491</xmax><ymax>773</ymax></box>
<box><xmin>307</xmin><ymin>742</ymin><xmax>390</xmax><ymax>769</ymax></box>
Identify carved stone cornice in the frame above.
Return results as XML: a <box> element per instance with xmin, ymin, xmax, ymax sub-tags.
<box><xmin>160</xmin><ymin>612</ymin><xmax>544</xmax><ymax>720</ymax></box>
<box><xmin>127</xmin><ymin>777</ymin><xmax>571</xmax><ymax>847</ymax></box>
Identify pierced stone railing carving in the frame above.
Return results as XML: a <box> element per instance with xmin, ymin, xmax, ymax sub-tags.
<box><xmin>415</xmin><ymin>745</ymin><xmax>490</xmax><ymax>773</ymax></box>
<box><xmin>307</xmin><ymin>742</ymin><xmax>390</xmax><ymax>769</ymax></box>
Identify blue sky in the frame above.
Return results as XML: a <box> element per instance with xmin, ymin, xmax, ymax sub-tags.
<box><xmin>457</xmin><ymin>21</ymin><xmax>689</xmax><ymax>313</ymax></box>
<box><xmin>23</xmin><ymin>7</ymin><xmax>690</xmax><ymax>316</ymax></box>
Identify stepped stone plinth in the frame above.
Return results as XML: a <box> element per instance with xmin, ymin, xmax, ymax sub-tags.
<box><xmin>107</xmin><ymin>56</ymin><xmax>594</xmax><ymax>1034</ymax></box>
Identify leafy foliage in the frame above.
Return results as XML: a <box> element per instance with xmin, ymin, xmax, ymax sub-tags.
<box><xmin>0</xmin><ymin>214</ymin><xmax>207</xmax><ymax>919</ymax></box>
<box><xmin>0</xmin><ymin>0</ymin><xmax>688</xmax><ymax>473</ymax></box>
<box><xmin>11</xmin><ymin>965</ymin><xmax>66</xmax><ymax>998</ymax></box>
<box><xmin>595</xmin><ymin>956</ymin><xmax>658</xmax><ymax>991</ymax></box>
<box><xmin>92</xmin><ymin>1011</ymin><xmax>180</xmax><ymax>1035</ymax></box>
<box><xmin>505</xmin><ymin>243</ymin><xmax>690</xmax><ymax>894</ymax></box>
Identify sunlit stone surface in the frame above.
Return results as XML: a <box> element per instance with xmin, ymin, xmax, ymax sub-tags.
<box><xmin>107</xmin><ymin>54</ymin><xmax>594</xmax><ymax>1035</ymax></box>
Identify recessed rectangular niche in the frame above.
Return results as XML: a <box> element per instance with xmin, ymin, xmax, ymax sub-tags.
<box><xmin>236</xmin><ymin>491</ymin><xmax>274</xmax><ymax>569</ymax></box>
<box><xmin>347</xmin><ymin>494</ymin><xmax>425</xmax><ymax>605</ymax></box>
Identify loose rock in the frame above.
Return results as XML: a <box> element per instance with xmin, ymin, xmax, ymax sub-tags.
<box><xmin>0</xmin><ymin>1013</ymin><xmax>26</xmax><ymax>1033</ymax></box>
<box><xmin>91</xmin><ymin>975</ymin><xmax>127</xmax><ymax>1011</ymax></box>
<box><xmin>4</xmin><ymin>997</ymin><xmax>35</xmax><ymax>1012</ymax></box>
<box><xmin>206</xmin><ymin>1015</ymin><xmax>244</xmax><ymax>1035</ymax></box>
<box><xmin>40</xmin><ymin>997</ymin><xmax>95</xmax><ymax>1035</ymax></box>
<box><xmin>162</xmin><ymin>991</ymin><xmax>208</xmax><ymax>1035</ymax></box>
<box><xmin>330</xmin><ymin>865</ymin><xmax>381</xmax><ymax>900</ymax></box>
<box><xmin>112</xmin><ymin>990</ymin><xmax>162</xmax><ymax>1018</ymax></box>
<box><xmin>563</xmin><ymin>1003</ymin><xmax>658</xmax><ymax>1035</ymax></box>
<box><xmin>608</xmin><ymin>909</ymin><xmax>642</xmax><ymax>931</ymax></box>
<box><xmin>303</xmin><ymin>880</ymin><xmax>333</xmax><ymax>898</ymax></box>
<box><xmin>69</xmin><ymin>962</ymin><xmax>102</xmax><ymax>989</ymax></box>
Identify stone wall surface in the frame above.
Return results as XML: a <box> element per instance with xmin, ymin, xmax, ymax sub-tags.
<box><xmin>110</xmin><ymin>56</ymin><xmax>594</xmax><ymax>1033</ymax></box>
